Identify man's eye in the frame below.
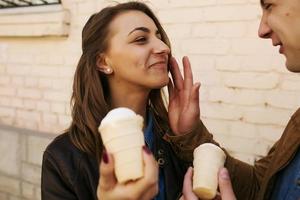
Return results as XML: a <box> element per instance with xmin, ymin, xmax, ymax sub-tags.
<box><xmin>264</xmin><ymin>3</ymin><xmax>272</xmax><ymax>10</ymax></box>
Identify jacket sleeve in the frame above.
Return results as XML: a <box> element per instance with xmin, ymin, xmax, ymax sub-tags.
<box><xmin>41</xmin><ymin>151</ymin><xmax>77</xmax><ymax>200</ymax></box>
<box><xmin>163</xmin><ymin>119</ymin><xmax>219</xmax><ymax>162</ymax></box>
<box><xmin>164</xmin><ymin>119</ymin><xmax>273</xmax><ymax>200</ymax></box>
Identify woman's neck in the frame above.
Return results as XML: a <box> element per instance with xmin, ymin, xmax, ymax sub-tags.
<box><xmin>109</xmin><ymin>88</ymin><xmax>149</xmax><ymax>121</ymax></box>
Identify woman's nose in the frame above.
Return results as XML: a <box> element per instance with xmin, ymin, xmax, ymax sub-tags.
<box><xmin>153</xmin><ymin>39</ymin><xmax>170</xmax><ymax>55</ymax></box>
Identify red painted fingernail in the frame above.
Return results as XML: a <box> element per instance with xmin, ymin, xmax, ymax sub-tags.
<box><xmin>102</xmin><ymin>150</ymin><xmax>109</xmax><ymax>164</ymax></box>
<box><xmin>143</xmin><ymin>145</ymin><xmax>151</xmax><ymax>154</ymax></box>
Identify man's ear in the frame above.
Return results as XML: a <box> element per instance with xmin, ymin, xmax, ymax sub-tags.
<box><xmin>96</xmin><ymin>53</ymin><xmax>113</xmax><ymax>74</ymax></box>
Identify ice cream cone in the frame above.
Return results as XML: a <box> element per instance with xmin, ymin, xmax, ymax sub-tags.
<box><xmin>193</xmin><ymin>143</ymin><xmax>226</xmax><ymax>199</ymax></box>
<box><xmin>99</xmin><ymin>108</ymin><xmax>145</xmax><ymax>183</ymax></box>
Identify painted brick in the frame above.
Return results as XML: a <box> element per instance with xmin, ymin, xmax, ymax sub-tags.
<box><xmin>51</xmin><ymin>102</ymin><xmax>66</xmax><ymax>114</ymax></box>
<box><xmin>43</xmin><ymin>90</ymin><xmax>71</xmax><ymax>102</ymax></box>
<box><xmin>23</xmin><ymin>99</ymin><xmax>36</xmax><ymax>110</ymax></box>
<box><xmin>182</xmin><ymin>39</ymin><xmax>231</xmax><ymax>55</ymax></box>
<box><xmin>202</xmin><ymin>5</ymin><xmax>260</xmax><ymax>21</ymax></box>
<box><xmin>27</xmin><ymin>136</ymin><xmax>52</xmax><ymax>165</ymax></box>
<box><xmin>0</xmin><ymin>106</ymin><xmax>15</xmax><ymax>117</ymax></box>
<box><xmin>0</xmin><ymin>130</ymin><xmax>19</xmax><ymax>176</ymax></box>
<box><xmin>208</xmin><ymin>87</ymin><xmax>264</xmax><ymax>106</ymax></box>
<box><xmin>24</xmin><ymin>77</ymin><xmax>39</xmax><ymax>88</ymax></box>
<box><xmin>17</xmin><ymin>110</ymin><xmax>40</xmax><ymax>122</ymax></box>
<box><xmin>222</xmin><ymin>72</ymin><xmax>279</xmax><ymax>89</ymax></box>
<box><xmin>280</xmin><ymin>80</ymin><xmax>300</xmax><ymax>91</ymax></box>
<box><xmin>0</xmin><ymin>75</ymin><xmax>10</xmax><ymax>85</ymax></box>
<box><xmin>158</xmin><ymin>8</ymin><xmax>204</xmax><ymax>24</ymax></box>
<box><xmin>243</xmin><ymin>106</ymin><xmax>294</xmax><ymax>126</ymax></box>
<box><xmin>21</xmin><ymin>182</ymin><xmax>35</xmax><ymax>200</ymax></box>
<box><xmin>0</xmin><ymin>192</ymin><xmax>7</xmax><ymax>200</ymax></box>
<box><xmin>169</xmin><ymin>0</ymin><xmax>217</xmax><ymax>7</ymax></box>
<box><xmin>0</xmin><ymin>87</ymin><xmax>16</xmax><ymax>96</ymax></box>
<box><xmin>201</xmin><ymin>102</ymin><xmax>243</xmax><ymax>120</ymax></box>
<box><xmin>36</xmin><ymin>101</ymin><xmax>50</xmax><ymax>112</ymax></box>
<box><xmin>0</xmin><ymin>96</ymin><xmax>10</xmax><ymax>107</ymax></box>
<box><xmin>21</xmin><ymin>163</ymin><xmax>41</xmax><ymax>185</ymax></box>
<box><xmin>17</xmin><ymin>88</ymin><xmax>41</xmax><ymax>99</ymax></box>
<box><xmin>0</xmin><ymin>175</ymin><xmax>20</xmax><ymax>195</ymax></box>
<box><xmin>58</xmin><ymin>115</ymin><xmax>72</xmax><ymax>126</ymax></box>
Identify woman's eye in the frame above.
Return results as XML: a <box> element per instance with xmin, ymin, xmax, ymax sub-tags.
<box><xmin>135</xmin><ymin>37</ymin><xmax>147</xmax><ymax>43</ymax></box>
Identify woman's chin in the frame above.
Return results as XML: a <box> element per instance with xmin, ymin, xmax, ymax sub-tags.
<box><xmin>152</xmin><ymin>78</ymin><xmax>169</xmax><ymax>89</ymax></box>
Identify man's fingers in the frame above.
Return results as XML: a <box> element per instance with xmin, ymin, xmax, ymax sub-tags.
<box><xmin>183</xmin><ymin>56</ymin><xmax>193</xmax><ymax>91</ymax></box>
<box><xmin>168</xmin><ymin>78</ymin><xmax>175</xmax><ymax>100</ymax></box>
<box><xmin>182</xmin><ymin>167</ymin><xmax>193</xmax><ymax>194</ymax></box>
<box><xmin>190</xmin><ymin>82</ymin><xmax>201</xmax><ymax>111</ymax></box>
<box><xmin>170</xmin><ymin>57</ymin><xmax>184</xmax><ymax>90</ymax></box>
<box><xmin>182</xmin><ymin>167</ymin><xmax>198</xmax><ymax>200</ymax></box>
<box><xmin>99</xmin><ymin>151</ymin><xmax>117</xmax><ymax>191</ymax></box>
<box><xmin>218</xmin><ymin>168</ymin><xmax>237</xmax><ymax>200</ymax></box>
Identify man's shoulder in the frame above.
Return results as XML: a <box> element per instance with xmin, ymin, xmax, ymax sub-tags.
<box><xmin>291</xmin><ymin>108</ymin><xmax>300</xmax><ymax>125</ymax></box>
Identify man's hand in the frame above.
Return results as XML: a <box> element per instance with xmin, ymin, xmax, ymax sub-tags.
<box><xmin>168</xmin><ymin>56</ymin><xmax>201</xmax><ymax>135</ymax></box>
<box><xmin>180</xmin><ymin>167</ymin><xmax>237</xmax><ymax>200</ymax></box>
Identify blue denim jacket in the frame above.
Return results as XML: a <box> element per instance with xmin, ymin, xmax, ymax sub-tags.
<box><xmin>144</xmin><ymin>113</ymin><xmax>165</xmax><ymax>200</ymax></box>
<box><xmin>271</xmin><ymin>148</ymin><xmax>300</xmax><ymax>200</ymax></box>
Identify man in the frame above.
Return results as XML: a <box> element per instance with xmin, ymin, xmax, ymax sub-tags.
<box><xmin>179</xmin><ymin>0</ymin><xmax>300</xmax><ymax>199</ymax></box>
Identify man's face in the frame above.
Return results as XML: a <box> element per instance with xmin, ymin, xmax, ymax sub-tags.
<box><xmin>258</xmin><ymin>0</ymin><xmax>300</xmax><ymax>72</ymax></box>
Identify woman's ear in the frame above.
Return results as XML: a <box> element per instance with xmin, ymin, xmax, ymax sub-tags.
<box><xmin>96</xmin><ymin>53</ymin><xmax>113</xmax><ymax>74</ymax></box>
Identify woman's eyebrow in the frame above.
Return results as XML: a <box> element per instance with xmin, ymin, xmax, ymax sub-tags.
<box><xmin>128</xmin><ymin>27</ymin><xmax>150</xmax><ymax>35</ymax></box>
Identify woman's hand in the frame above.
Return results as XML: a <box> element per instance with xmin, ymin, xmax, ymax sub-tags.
<box><xmin>168</xmin><ymin>56</ymin><xmax>201</xmax><ymax>135</ymax></box>
<box><xmin>97</xmin><ymin>147</ymin><xmax>159</xmax><ymax>200</ymax></box>
<box><xmin>180</xmin><ymin>167</ymin><xmax>237</xmax><ymax>200</ymax></box>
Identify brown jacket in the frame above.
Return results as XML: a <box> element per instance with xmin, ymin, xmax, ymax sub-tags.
<box><xmin>164</xmin><ymin>108</ymin><xmax>300</xmax><ymax>200</ymax></box>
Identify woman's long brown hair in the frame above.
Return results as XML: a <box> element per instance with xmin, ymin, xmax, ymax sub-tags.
<box><xmin>67</xmin><ymin>1</ymin><xmax>171</xmax><ymax>162</ymax></box>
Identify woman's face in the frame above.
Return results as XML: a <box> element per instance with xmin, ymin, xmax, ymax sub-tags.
<box><xmin>101</xmin><ymin>10</ymin><xmax>170</xmax><ymax>91</ymax></box>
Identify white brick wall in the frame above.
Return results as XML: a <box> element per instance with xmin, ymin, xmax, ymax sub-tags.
<box><xmin>0</xmin><ymin>0</ymin><xmax>299</xmax><ymax>167</ymax></box>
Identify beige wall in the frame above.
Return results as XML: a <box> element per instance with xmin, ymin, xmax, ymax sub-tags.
<box><xmin>0</xmin><ymin>0</ymin><xmax>300</xmax><ymax>199</ymax></box>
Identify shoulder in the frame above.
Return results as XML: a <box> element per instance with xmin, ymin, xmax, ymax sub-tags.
<box><xmin>291</xmin><ymin>108</ymin><xmax>300</xmax><ymax>130</ymax></box>
<box><xmin>44</xmin><ymin>132</ymin><xmax>84</xmax><ymax>162</ymax></box>
<box><xmin>292</xmin><ymin>107</ymin><xmax>300</xmax><ymax>120</ymax></box>
<box><xmin>42</xmin><ymin>132</ymin><xmax>86</xmax><ymax>184</ymax></box>
<box><xmin>42</xmin><ymin>132</ymin><xmax>99</xmax><ymax>198</ymax></box>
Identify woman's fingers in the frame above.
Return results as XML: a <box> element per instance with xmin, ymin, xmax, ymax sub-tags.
<box><xmin>122</xmin><ymin>146</ymin><xmax>158</xmax><ymax>199</ymax></box>
<box><xmin>98</xmin><ymin>147</ymin><xmax>160</xmax><ymax>200</ymax></box>
<box><xmin>139</xmin><ymin>147</ymin><xmax>159</xmax><ymax>200</ymax></box>
<box><xmin>139</xmin><ymin>146</ymin><xmax>159</xmax><ymax>190</ymax></box>
<box><xmin>98</xmin><ymin>151</ymin><xmax>117</xmax><ymax>191</ymax></box>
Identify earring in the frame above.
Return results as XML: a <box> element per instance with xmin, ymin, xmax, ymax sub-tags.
<box><xmin>106</xmin><ymin>68</ymin><xmax>112</xmax><ymax>73</ymax></box>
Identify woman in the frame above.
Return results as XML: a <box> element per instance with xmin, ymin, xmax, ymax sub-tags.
<box><xmin>41</xmin><ymin>1</ymin><xmax>201</xmax><ymax>200</ymax></box>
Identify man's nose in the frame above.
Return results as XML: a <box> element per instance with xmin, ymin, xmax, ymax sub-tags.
<box><xmin>258</xmin><ymin>16</ymin><xmax>272</xmax><ymax>39</ymax></box>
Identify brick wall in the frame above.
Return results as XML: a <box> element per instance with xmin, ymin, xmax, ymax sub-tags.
<box><xmin>0</xmin><ymin>0</ymin><xmax>299</xmax><ymax>199</ymax></box>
